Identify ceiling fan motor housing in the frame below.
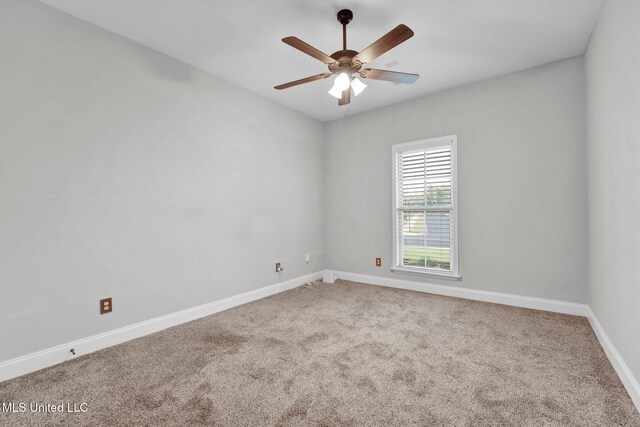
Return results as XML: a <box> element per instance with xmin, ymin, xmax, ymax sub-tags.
<box><xmin>328</xmin><ymin>50</ymin><xmax>361</xmax><ymax>75</ymax></box>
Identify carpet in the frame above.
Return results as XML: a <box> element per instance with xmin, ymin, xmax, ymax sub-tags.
<box><xmin>1</xmin><ymin>280</ymin><xmax>638</xmax><ymax>426</ymax></box>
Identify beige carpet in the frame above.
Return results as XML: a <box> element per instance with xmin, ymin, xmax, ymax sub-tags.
<box><xmin>1</xmin><ymin>280</ymin><xmax>638</xmax><ymax>426</ymax></box>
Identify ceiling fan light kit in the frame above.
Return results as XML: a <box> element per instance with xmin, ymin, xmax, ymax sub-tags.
<box><xmin>327</xmin><ymin>73</ymin><xmax>367</xmax><ymax>99</ymax></box>
<box><xmin>275</xmin><ymin>9</ymin><xmax>419</xmax><ymax>106</ymax></box>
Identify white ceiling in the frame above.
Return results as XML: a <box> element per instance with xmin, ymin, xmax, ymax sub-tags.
<box><xmin>38</xmin><ymin>0</ymin><xmax>603</xmax><ymax>122</ymax></box>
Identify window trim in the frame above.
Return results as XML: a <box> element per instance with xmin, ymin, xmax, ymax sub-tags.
<box><xmin>391</xmin><ymin>135</ymin><xmax>460</xmax><ymax>279</ymax></box>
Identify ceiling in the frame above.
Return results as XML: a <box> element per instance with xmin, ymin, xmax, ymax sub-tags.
<box><xmin>38</xmin><ymin>0</ymin><xmax>603</xmax><ymax>122</ymax></box>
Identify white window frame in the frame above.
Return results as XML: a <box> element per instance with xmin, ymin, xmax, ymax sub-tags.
<box><xmin>391</xmin><ymin>135</ymin><xmax>460</xmax><ymax>279</ymax></box>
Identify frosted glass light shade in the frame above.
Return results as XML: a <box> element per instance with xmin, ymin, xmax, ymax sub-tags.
<box><xmin>351</xmin><ymin>77</ymin><xmax>367</xmax><ymax>96</ymax></box>
<box><xmin>334</xmin><ymin>73</ymin><xmax>350</xmax><ymax>90</ymax></box>
<box><xmin>328</xmin><ymin>73</ymin><xmax>356</xmax><ymax>99</ymax></box>
<box><xmin>328</xmin><ymin>84</ymin><xmax>343</xmax><ymax>98</ymax></box>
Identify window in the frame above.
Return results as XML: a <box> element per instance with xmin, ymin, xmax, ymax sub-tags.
<box><xmin>392</xmin><ymin>135</ymin><xmax>459</xmax><ymax>278</ymax></box>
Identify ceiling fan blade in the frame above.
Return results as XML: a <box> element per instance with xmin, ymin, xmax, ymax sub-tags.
<box><xmin>338</xmin><ymin>88</ymin><xmax>351</xmax><ymax>106</ymax></box>
<box><xmin>360</xmin><ymin>68</ymin><xmax>419</xmax><ymax>84</ymax></box>
<box><xmin>353</xmin><ymin>25</ymin><xmax>414</xmax><ymax>65</ymax></box>
<box><xmin>274</xmin><ymin>73</ymin><xmax>332</xmax><ymax>90</ymax></box>
<box><xmin>282</xmin><ymin>37</ymin><xmax>337</xmax><ymax>65</ymax></box>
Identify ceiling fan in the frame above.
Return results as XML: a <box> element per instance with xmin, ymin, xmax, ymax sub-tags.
<box><xmin>274</xmin><ymin>9</ymin><xmax>419</xmax><ymax>106</ymax></box>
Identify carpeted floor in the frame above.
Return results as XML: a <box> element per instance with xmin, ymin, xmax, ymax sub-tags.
<box><xmin>1</xmin><ymin>280</ymin><xmax>639</xmax><ymax>426</ymax></box>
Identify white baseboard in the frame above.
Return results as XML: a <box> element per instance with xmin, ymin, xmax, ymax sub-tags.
<box><xmin>3</xmin><ymin>269</ymin><xmax>638</xmax><ymax>415</ymax></box>
<box><xmin>330</xmin><ymin>270</ymin><xmax>589</xmax><ymax>316</ymax></box>
<box><xmin>323</xmin><ymin>270</ymin><xmax>336</xmax><ymax>284</ymax></box>
<box><xmin>586</xmin><ymin>308</ymin><xmax>640</xmax><ymax>411</ymax></box>
<box><xmin>0</xmin><ymin>271</ymin><xmax>323</xmax><ymax>383</ymax></box>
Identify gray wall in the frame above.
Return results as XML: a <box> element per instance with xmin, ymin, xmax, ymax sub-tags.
<box><xmin>585</xmin><ymin>0</ymin><xmax>640</xmax><ymax>383</ymax></box>
<box><xmin>325</xmin><ymin>57</ymin><xmax>587</xmax><ymax>303</ymax></box>
<box><xmin>0</xmin><ymin>0</ymin><xmax>324</xmax><ymax>361</ymax></box>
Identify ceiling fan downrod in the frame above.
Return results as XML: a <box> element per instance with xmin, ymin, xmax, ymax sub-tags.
<box><xmin>337</xmin><ymin>9</ymin><xmax>353</xmax><ymax>50</ymax></box>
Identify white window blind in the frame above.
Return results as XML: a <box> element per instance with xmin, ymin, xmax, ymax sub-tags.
<box><xmin>392</xmin><ymin>136</ymin><xmax>458</xmax><ymax>277</ymax></box>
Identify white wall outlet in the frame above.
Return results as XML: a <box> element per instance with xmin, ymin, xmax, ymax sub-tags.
<box><xmin>305</xmin><ymin>253</ymin><xmax>310</xmax><ymax>263</ymax></box>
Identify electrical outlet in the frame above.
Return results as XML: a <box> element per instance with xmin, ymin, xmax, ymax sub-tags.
<box><xmin>100</xmin><ymin>297</ymin><xmax>112</xmax><ymax>315</ymax></box>
<box><xmin>305</xmin><ymin>253</ymin><xmax>310</xmax><ymax>263</ymax></box>
<box><xmin>375</xmin><ymin>258</ymin><xmax>382</xmax><ymax>267</ymax></box>
<box><xmin>275</xmin><ymin>262</ymin><xmax>283</xmax><ymax>272</ymax></box>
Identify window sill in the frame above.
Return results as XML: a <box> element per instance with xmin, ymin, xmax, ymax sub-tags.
<box><xmin>390</xmin><ymin>267</ymin><xmax>461</xmax><ymax>281</ymax></box>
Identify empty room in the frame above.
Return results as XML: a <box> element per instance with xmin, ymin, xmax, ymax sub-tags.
<box><xmin>1</xmin><ymin>0</ymin><xmax>639</xmax><ymax>425</ymax></box>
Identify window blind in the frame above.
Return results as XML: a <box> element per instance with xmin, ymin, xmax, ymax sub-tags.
<box><xmin>393</xmin><ymin>136</ymin><xmax>457</xmax><ymax>276</ymax></box>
